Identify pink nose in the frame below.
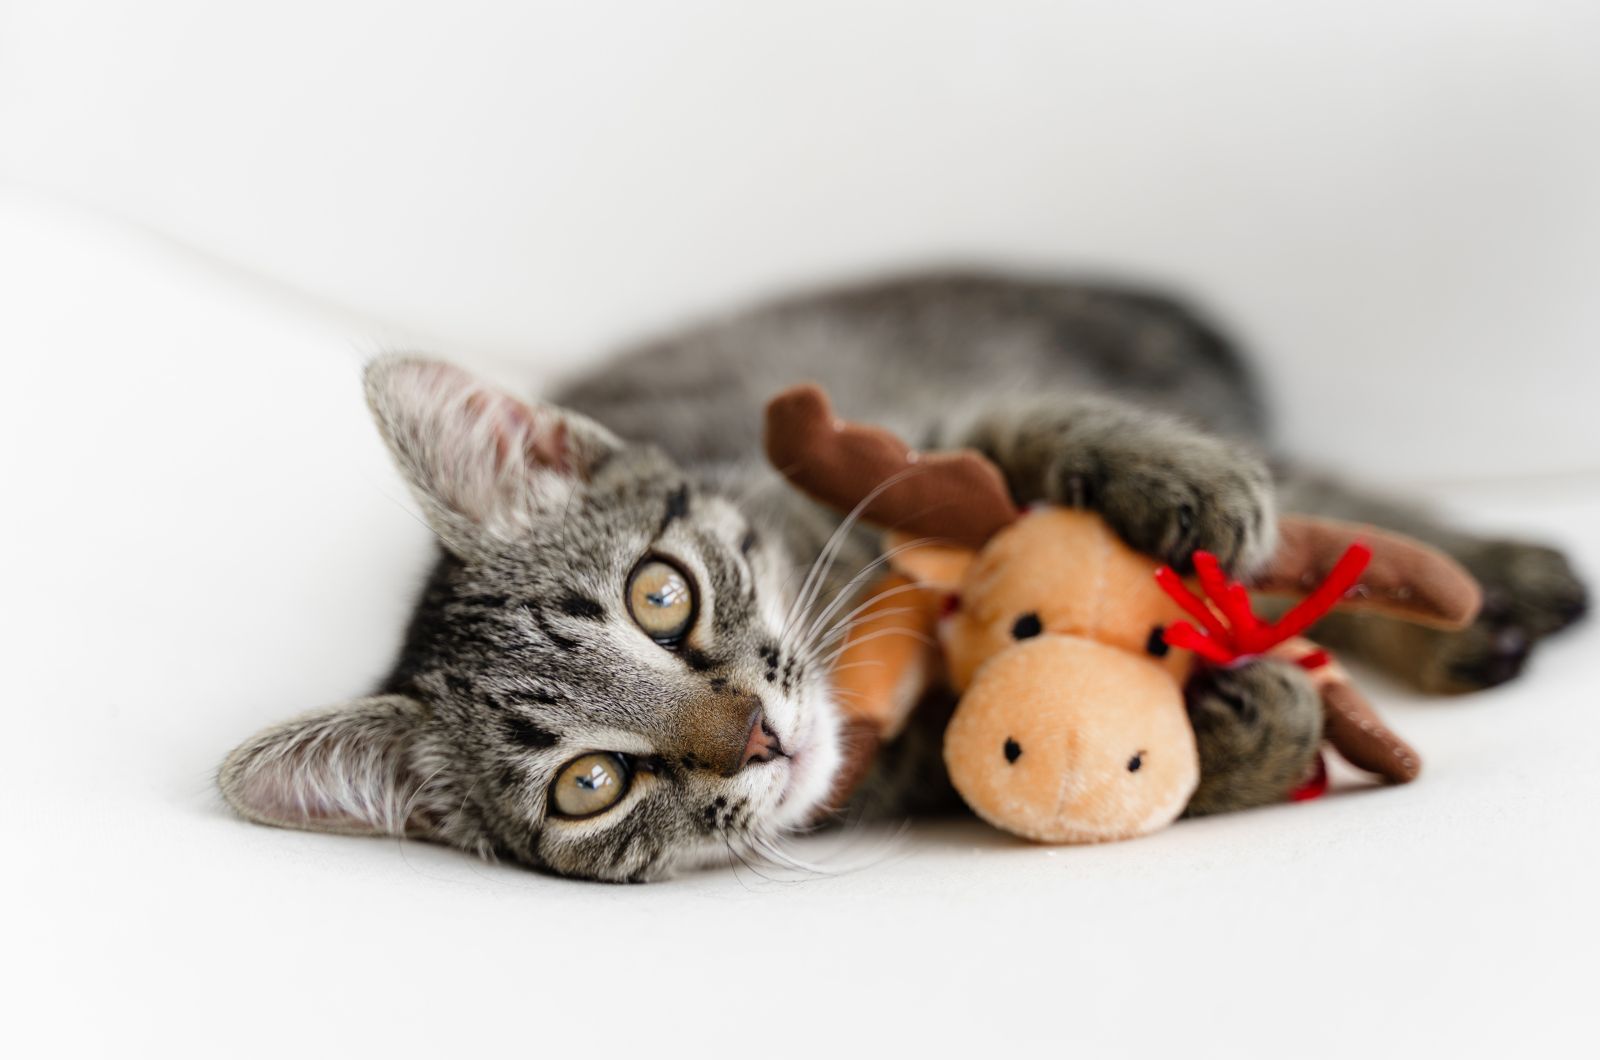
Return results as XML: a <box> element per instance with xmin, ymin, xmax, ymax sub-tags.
<box><xmin>741</xmin><ymin>716</ymin><xmax>784</xmax><ymax>769</ymax></box>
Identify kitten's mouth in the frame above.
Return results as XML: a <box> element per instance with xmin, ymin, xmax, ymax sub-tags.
<box><xmin>774</xmin><ymin>755</ymin><xmax>804</xmax><ymax>806</ymax></box>
<box><xmin>763</xmin><ymin>693</ymin><xmax>842</xmax><ymax>826</ymax></box>
<box><xmin>770</xmin><ymin>727</ymin><xmax>816</xmax><ymax>809</ymax></box>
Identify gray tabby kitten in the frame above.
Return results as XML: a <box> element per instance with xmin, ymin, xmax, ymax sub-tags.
<box><xmin>221</xmin><ymin>272</ymin><xmax>1588</xmax><ymax>881</ymax></box>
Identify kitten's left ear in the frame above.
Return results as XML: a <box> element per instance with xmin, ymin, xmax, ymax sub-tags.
<box><xmin>219</xmin><ymin>695</ymin><xmax>440</xmax><ymax>837</ymax></box>
<box><xmin>365</xmin><ymin>357</ymin><xmax>623</xmax><ymax>556</ymax></box>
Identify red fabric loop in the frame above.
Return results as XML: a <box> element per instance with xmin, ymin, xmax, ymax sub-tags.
<box><xmin>1154</xmin><ymin>544</ymin><xmax>1372</xmax><ymax>666</ymax></box>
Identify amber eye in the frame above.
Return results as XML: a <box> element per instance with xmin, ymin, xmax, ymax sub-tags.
<box><xmin>549</xmin><ymin>753</ymin><xmax>632</xmax><ymax>819</ymax></box>
<box><xmin>627</xmin><ymin>559</ymin><xmax>697</xmax><ymax>643</ymax></box>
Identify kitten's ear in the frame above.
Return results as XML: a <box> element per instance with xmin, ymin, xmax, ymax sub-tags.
<box><xmin>219</xmin><ymin>695</ymin><xmax>438</xmax><ymax>837</ymax></box>
<box><xmin>364</xmin><ymin>357</ymin><xmax>623</xmax><ymax>555</ymax></box>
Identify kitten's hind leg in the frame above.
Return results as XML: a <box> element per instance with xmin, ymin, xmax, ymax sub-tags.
<box><xmin>1276</xmin><ymin>470</ymin><xmax>1589</xmax><ymax>693</ymax></box>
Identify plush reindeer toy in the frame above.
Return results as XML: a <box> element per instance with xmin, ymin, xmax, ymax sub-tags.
<box><xmin>765</xmin><ymin>385</ymin><xmax>1483</xmax><ymax>844</ymax></box>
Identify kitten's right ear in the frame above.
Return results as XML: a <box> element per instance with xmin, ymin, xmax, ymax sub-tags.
<box><xmin>364</xmin><ymin>357</ymin><xmax>622</xmax><ymax>556</ymax></box>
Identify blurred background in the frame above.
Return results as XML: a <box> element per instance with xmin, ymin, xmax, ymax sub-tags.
<box><xmin>3</xmin><ymin>4</ymin><xmax>1597</xmax><ymax>1056</ymax></box>
<box><xmin>3</xmin><ymin>0</ymin><xmax>1597</xmax><ymax>480</ymax></box>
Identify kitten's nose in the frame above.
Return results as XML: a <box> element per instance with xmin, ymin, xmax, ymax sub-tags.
<box><xmin>680</xmin><ymin>694</ymin><xmax>782</xmax><ymax>776</ymax></box>
<box><xmin>740</xmin><ymin>715</ymin><xmax>783</xmax><ymax>770</ymax></box>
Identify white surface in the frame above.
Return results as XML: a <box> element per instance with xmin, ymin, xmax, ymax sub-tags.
<box><xmin>3</xmin><ymin>1</ymin><xmax>1600</xmax><ymax>482</ymax></box>
<box><xmin>4</xmin><ymin>185</ymin><xmax>1599</xmax><ymax>1058</ymax></box>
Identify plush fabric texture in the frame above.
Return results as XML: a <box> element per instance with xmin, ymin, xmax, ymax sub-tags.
<box><xmin>930</xmin><ymin>509</ymin><xmax>1193</xmax><ymax>691</ymax></box>
<box><xmin>829</xmin><ymin>572</ymin><xmax>942</xmax><ymax>740</ymax></box>
<box><xmin>1262</xmin><ymin>515</ymin><xmax>1482</xmax><ymax>629</ymax></box>
<box><xmin>944</xmin><ymin>636</ymin><xmax>1198</xmax><ymax>843</ymax></box>
<box><xmin>1276</xmin><ymin>638</ymin><xmax>1422</xmax><ymax>783</ymax></box>
<box><xmin>763</xmin><ymin>383</ymin><xmax>1019</xmax><ymax>550</ymax></box>
<box><xmin>928</xmin><ymin>511</ymin><xmax>1200</xmax><ymax>841</ymax></box>
<box><xmin>771</xmin><ymin>385</ymin><xmax>1465</xmax><ymax>842</ymax></box>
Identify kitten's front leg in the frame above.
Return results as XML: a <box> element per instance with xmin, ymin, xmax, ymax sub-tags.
<box><xmin>1183</xmin><ymin>658</ymin><xmax>1324</xmax><ymax>816</ymax></box>
<box><xmin>931</xmin><ymin>393</ymin><xmax>1277</xmax><ymax>572</ymax></box>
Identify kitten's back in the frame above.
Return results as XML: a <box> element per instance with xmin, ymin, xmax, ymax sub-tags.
<box><xmin>556</xmin><ymin>270</ymin><xmax>1268</xmax><ymax>466</ymax></box>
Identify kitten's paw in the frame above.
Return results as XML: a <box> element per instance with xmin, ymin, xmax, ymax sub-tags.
<box><xmin>1415</xmin><ymin>623</ymin><xmax>1534</xmax><ymax>693</ymax></box>
<box><xmin>1466</xmin><ymin>539</ymin><xmax>1589</xmax><ymax>637</ymax></box>
<box><xmin>1183</xmin><ymin>658</ymin><xmax>1322</xmax><ymax>817</ymax></box>
<box><xmin>1414</xmin><ymin>539</ymin><xmax>1587</xmax><ymax>693</ymax></box>
<box><xmin>1054</xmin><ymin>435</ymin><xmax>1276</xmax><ymax>573</ymax></box>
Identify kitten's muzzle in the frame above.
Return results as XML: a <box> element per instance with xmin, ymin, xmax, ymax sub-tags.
<box><xmin>676</xmin><ymin>694</ymin><xmax>785</xmax><ymax>777</ymax></box>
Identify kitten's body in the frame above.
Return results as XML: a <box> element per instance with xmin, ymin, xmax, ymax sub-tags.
<box><xmin>221</xmin><ymin>271</ymin><xmax>1587</xmax><ymax>881</ymax></box>
<box><xmin>553</xmin><ymin>273</ymin><xmax>1282</xmax><ymax>823</ymax></box>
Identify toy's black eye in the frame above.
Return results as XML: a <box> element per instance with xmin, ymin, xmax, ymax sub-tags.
<box><xmin>1146</xmin><ymin>625</ymin><xmax>1170</xmax><ymax>657</ymax></box>
<box><xmin>1011</xmin><ymin>613</ymin><xmax>1043</xmax><ymax>640</ymax></box>
<box><xmin>1003</xmin><ymin>738</ymin><xmax>1022</xmax><ymax>764</ymax></box>
<box><xmin>1127</xmin><ymin>752</ymin><xmax>1144</xmax><ymax>773</ymax></box>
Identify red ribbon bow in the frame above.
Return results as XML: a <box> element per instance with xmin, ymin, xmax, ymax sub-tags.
<box><xmin>1153</xmin><ymin>543</ymin><xmax>1372</xmax><ymax>667</ymax></box>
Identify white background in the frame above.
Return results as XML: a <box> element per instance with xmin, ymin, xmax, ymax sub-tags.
<box><xmin>2</xmin><ymin>3</ymin><xmax>1597</xmax><ymax>1057</ymax></box>
<box><xmin>3</xmin><ymin>0</ymin><xmax>1599</xmax><ymax>480</ymax></box>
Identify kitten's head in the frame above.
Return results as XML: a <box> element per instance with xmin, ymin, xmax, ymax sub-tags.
<box><xmin>220</xmin><ymin>358</ymin><xmax>842</xmax><ymax>882</ymax></box>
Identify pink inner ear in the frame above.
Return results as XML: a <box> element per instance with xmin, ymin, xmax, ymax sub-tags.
<box><xmin>461</xmin><ymin>380</ymin><xmax>571</xmax><ymax>475</ymax></box>
<box><xmin>370</xmin><ymin>356</ymin><xmax>615</xmax><ymax>541</ymax></box>
<box><xmin>239</xmin><ymin>769</ymin><xmax>346</xmax><ymax>825</ymax></box>
<box><xmin>458</xmin><ymin>385</ymin><xmax>541</xmax><ymax>470</ymax></box>
<box><xmin>530</xmin><ymin>419</ymin><xmax>571</xmax><ymax>474</ymax></box>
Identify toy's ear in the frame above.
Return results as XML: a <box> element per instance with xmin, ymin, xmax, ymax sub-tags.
<box><xmin>764</xmin><ymin>383</ymin><xmax>1018</xmax><ymax>550</ymax></box>
<box><xmin>1255</xmin><ymin>515</ymin><xmax>1482</xmax><ymax>629</ymax></box>
<box><xmin>883</xmin><ymin>531</ymin><xmax>976</xmax><ymax>589</ymax></box>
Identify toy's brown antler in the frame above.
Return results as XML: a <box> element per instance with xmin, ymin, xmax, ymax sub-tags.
<box><xmin>764</xmin><ymin>384</ymin><xmax>1020</xmax><ymax>550</ymax></box>
<box><xmin>1323</xmin><ymin>681</ymin><xmax>1421</xmax><ymax>783</ymax></box>
<box><xmin>1268</xmin><ymin>519</ymin><xmax>1478</xmax><ymax>785</ymax></box>
<box><xmin>1273</xmin><ymin>638</ymin><xmax>1421</xmax><ymax>784</ymax></box>
<box><xmin>1258</xmin><ymin>515</ymin><xmax>1482</xmax><ymax>629</ymax></box>
<box><xmin>767</xmin><ymin>383</ymin><xmax>1483</xmax><ymax>631</ymax></box>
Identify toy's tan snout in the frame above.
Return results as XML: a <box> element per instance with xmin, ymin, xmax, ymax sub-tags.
<box><xmin>943</xmin><ymin>636</ymin><xmax>1199</xmax><ymax>843</ymax></box>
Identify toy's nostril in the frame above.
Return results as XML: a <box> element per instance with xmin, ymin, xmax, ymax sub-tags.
<box><xmin>1011</xmin><ymin>613</ymin><xmax>1043</xmax><ymax>640</ymax></box>
<box><xmin>1127</xmin><ymin>752</ymin><xmax>1144</xmax><ymax>772</ymax></box>
<box><xmin>1003</xmin><ymin>738</ymin><xmax>1022</xmax><ymax>764</ymax></box>
<box><xmin>1146</xmin><ymin>626</ymin><xmax>1170</xmax><ymax>657</ymax></box>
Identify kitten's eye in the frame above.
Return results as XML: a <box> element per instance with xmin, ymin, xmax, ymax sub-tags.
<box><xmin>627</xmin><ymin>559</ymin><xmax>697</xmax><ymax>644</ymax></box>
<box><xmin>550</xmin><ymin>753</ymin><xmax>632</xmax><ymax>819</ymax></box>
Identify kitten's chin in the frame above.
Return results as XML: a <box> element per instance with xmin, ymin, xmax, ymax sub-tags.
<box><xmin>770</xmin><ymin>690</ymin><xmax>844</xmax><ymax>831</ymax></box>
